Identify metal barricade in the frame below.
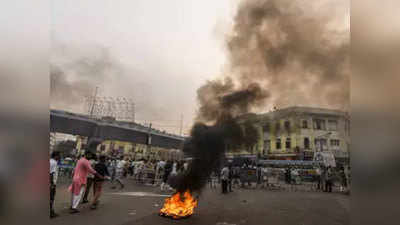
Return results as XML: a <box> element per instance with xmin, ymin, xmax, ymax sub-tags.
<box><xmin>239</xmin><ymin>168</ymin><xmax>258</xmax><ymax>188</ymax></box>
<box><xmin>141</xmin><ymin>168</ymin><xmax>156</xmax><ymax>185</ymax></box>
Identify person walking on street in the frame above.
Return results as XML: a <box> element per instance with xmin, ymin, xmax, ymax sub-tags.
<box><xmin>344</xmin><ymin>165</ymin><xmax>350</xmax><ymax>192</ymax></box>
<box><xmin>315</xmin><ymin>166</ymin><xmax>322</xmax><ymax>191</ymax></box>
<box><xmin>228</xmin><ymin>164</ymin><xmax>233</xmax><ymax>192</ymax></box>
<box><xmin>338</xmin><ymin>166</ymin><xmax>346</xmax><ymax>192</ymax></box>
<box><xmin>155</xmin><ymin>160</ymin><xmax>165</xmax><ymax>186</ymax></box>
<box><xmin>136</xmin><ymin>159</ymin><xmax>145</xmax><ymax>183</ymax></box>
<box><xmin>256</xmin><ymin>165</ymin><xmax>262</xmax><ymax>188</ymax></box>
<box><xmin>321</xmin><ymin>166</ymin><xmax>327</xmax><ymax>191</ymax></box>
<box><xmin>69</xmin><ymin>152</ymin><xmax>103</xmax><ymax>214</ymax></box>
<box><xmin>291</xmin><ymin>167</ymin><xmax>299</xmax><ymax>184</ymax></box>
<box><xmin>210</xmin><ymin>171</ymin><xmax>218</xmax><ymax>189</ymax></box>
<box><xmin>82</xmin><ymin>154</ymin><xmax>97</xmax><ymax>204</ymax></box>
<box><xmin>90</xmin><ymin>155</ymin><xmax>110</xmax><ymax>210</ymax></box>
<box><xmin>161</xmin><ymin>160</ymin><xmax>172</xmax><ymax>191</ymax></box>
<box><xmin>285</xmin><ymin>167</ymin><xmax>292</xmax><ymax>184</ymax></box>
<box><xmin>50</xmin><ymin>151</ymin><xmax>60</xmax><ymax>218</ymax></box>
<box><xmin>325</xmin><ymin>166</ymin><xmax>333</xmax><ymax>193</ymax></box>
<box><xmin>128</xmin><ymin>159</ymin><xmax>134</xmax><ymax>177</ymax></box>
<box><xmin>221</xmin><ymin>165</ymin><xmax>229</xmax><ymax>194</ymax></box>
<box><xmin>108</xmin><ymin>158</ymin><xmax>117</xmax><ymax>188</ymax></box>
<box><xmin>171</xmin><ymin>160</ymin><xmax>178</xmax><ymax>176</ymax></box>
<box><xmin>261</xmin><ymin>167</ymin><xmax>269</xmax><ymax>189</ymax></box>
<box><xmin>113</xmin><ymin>157</ymin><xmax>126</xmax><ymax>189</ymax></box>
<box><xmin>232</xmin><ymin>167</ymin><xmax>241</xmax><ymax>189</ymax></box>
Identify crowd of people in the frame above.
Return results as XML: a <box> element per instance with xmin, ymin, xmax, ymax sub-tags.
<box><xmin>284</xmin><ymin>165</ymin><xmax>350</xmax><ymax>192</ymax></box>
<box><xmin>49</xmin><ymin>150</ymin><xmax>189</xmax><ymax>218</ymax></box>
<box><xmin>217</xmin><ymin>163</ymin><xmax>350</xmax><ymax>195</ymax></box>
<box><xmin>50</xmin><ymin>151</ymin><xmax>111</xmax><ymax>218</ymax></box>
<box><xmin>50</xmin><ymin>150</ymin><xmax>350</xmax><ymax>219</ymax></box>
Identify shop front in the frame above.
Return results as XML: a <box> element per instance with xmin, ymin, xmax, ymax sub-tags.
<box><xmin>266</xmin><ymin>153</ymin><xmax>298</xmax><ymax>160</ymax></box>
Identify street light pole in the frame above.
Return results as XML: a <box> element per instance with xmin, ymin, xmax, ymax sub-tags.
<box><xmin>147</xmin><ymin>123</ymin><xmax>152</xmax><ymax>160</ymax></box>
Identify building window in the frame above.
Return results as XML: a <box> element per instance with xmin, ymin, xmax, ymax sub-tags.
<box><xmin>302</xmin><ymin>120</ymin><xmax>308</xmax><ymax>129</ymax></box>
<box><xmin>304</xmin><ymin>137</ymin><xmax>310</xmax><ymax>149</ymax></box>
<box><xmin>345</xmin><ymin>119</ymin><xmax>350</xmax><ymax>135</ymax></box>
<box><xmin>328</xmin><ymin>120</ymin><xmax>338</xmax><ymax>131</ymax></box>
<box><xmin>315</xmin><ymin>138</ymin><xmax>327</xmax><ymax>151</ymax></box>
<box><xmin>276</xmin><ymin>122</ymin><xmax>281</xmax><ymax>132</ymax></box>
<box><xmin>263</xmin><ymin>123</ymin><xmax>270</xmax><ymax>133</ymax></box>
<box><xmin>313</xmin><ymin>119</ymin><xmax>326</xmax><ymax>130</ymax></box>
<box><xmin>276</xmin><ymin>139</ymin><xmax>281</xmax><ymax>149</ymax></box>
<box><xmin>284</xmin><ymin>121</ymin><xmax>291</xmax><ymax>131</ymax></box>
<box><xmin>264</xmin><ymin>140</ymin><xmax>271</xmax><ymax>153</ymax></box>
<box><xmin>330</xmin><ymin>139</ymin><xmax>340</xmax><ymax>146</ymax></box>
<box><xmin>285</xmin><ymin>138</ymin><xmax>291</xmax><ymax>149</ymax></box>
<box><xmin>100</xmin><ymin>145</ymin><xmax>106</xmax><ymax>151</ymax></box>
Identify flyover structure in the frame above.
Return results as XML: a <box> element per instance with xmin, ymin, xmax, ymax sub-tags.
<box><xmin>50</xmin><ymin>109</ymin><xmax>185</xmax><ymax>149</ymax></box>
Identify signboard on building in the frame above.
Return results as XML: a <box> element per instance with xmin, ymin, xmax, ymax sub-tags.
<box><xmin>313</xmin><ymin>151</ymin><xmax>336</xmax><ymax>167</ymax></box>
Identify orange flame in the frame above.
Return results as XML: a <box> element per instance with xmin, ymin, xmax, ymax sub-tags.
<box><xmin>159</xmin><ymin>190</ymin><xmax>198</xmax><ymax>219</ymax></box>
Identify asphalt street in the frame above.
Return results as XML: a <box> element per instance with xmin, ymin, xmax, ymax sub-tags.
<box><xmin>51</xmin><ymin>179</ymin><xmax>349</xmax><ymax>225</ymax></box>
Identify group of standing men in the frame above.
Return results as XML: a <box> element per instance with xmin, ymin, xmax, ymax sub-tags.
<box><xmin>315</xmin><ymin>165</ymin><xmax>350</xmax><ymax>193</ymax></box>
<box><xmin>50</xmin><ymin>150</ymin><xmax>111</xmax><ymax>218</ymax></box>
<box><xmin>220</xmin><ymin>165</ymin><xmax>235</xmax><ymax>194</ymax></box>
<box><xmin>50</xmin><ymin>150</ymin><xmax>189</xmax><ymax>218</ymax></box>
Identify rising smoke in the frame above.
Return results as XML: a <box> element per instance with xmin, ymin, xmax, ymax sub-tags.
<box><xmin>50</xmin><ymin>44</ymin><xmax>187</xmax><ymax>131</ymax></box>
<box><xmin>226</xmin><ymin>0</ymin><xmax>349</xmax><ymax>110</ymax></box>
<box><xmin>50</xmin><ymin>45</ymin><xmax>123</xmax><ymax>111</ymax></box>
<box><xmin>196</xmin><ymin>77</ymin><xmax>269</xmax><ymax>123</ymax></box>
<box><xmin>177</xmin><ymin>80</ymin><xmax>267</xmax><ymax>193</ymax></box>
<box><xmin>177</xmin><ymin>87</ymin><xmax>265</xmax><ymax>193</ymax></box>
<box><xmin>179</xmin><ymin>0</ymin><xmax>349</xmax><ymax>194</ymax></box>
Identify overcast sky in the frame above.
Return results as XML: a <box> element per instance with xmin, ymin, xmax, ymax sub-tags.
<box><xmin>51</xmin><ymin>0</ymin><xmax>238</xmax><ymax>135</ymax></box>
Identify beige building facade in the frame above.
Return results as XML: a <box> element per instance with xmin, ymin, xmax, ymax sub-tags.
<box><xmin>231</xmin><ymin>106</ymin><xmax>350</xmax><ymax>161</ymax></box>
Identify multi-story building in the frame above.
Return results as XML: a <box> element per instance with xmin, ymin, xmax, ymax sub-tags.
<box><xmin>231</xmin><ymin>106</ymin><xmax>350</xmax><ymax>162</ymax></box>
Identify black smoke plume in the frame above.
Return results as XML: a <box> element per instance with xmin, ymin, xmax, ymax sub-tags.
<box><xmin>176</xmin><ymin>0</ymin><xmax>348</xmax><ymax>194</ymax></box>
<box><xmin>227</xmin><ymin>0</ymin><xmax>349</xmax><ymax>110</ymax></box>
<box><xmin>176</xmin><ymin>82</ymin><xmax>267</xmax><ymax>193</ymax></box>
<box><xmin>197</xmin><ymin>78</ymin><xmax>269</xmax><ymax>123</ymax></box>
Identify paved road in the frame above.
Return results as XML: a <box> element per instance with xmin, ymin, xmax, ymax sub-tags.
<box><xmin>51</xmin><ymin>179</ymin><xmax>349</xmax><ymax>225</ymax></box>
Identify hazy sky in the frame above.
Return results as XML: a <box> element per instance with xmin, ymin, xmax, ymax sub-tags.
<box><xmin>51</xmin><ymin>0</ymin><xmax>239</xmax><ymax>135</ymax></box>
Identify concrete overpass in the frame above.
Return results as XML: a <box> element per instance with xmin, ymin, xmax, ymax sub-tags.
<box><xmin>50</xmin><ymin>109</ymin><xmax>185</xmax><ymax>149</ymax></box>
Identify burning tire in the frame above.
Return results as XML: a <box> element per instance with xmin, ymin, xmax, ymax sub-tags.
<box><xmin>159</xmin><ymin>190</ymin><xmax>198</xmax><ymax>219</ymax></box>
